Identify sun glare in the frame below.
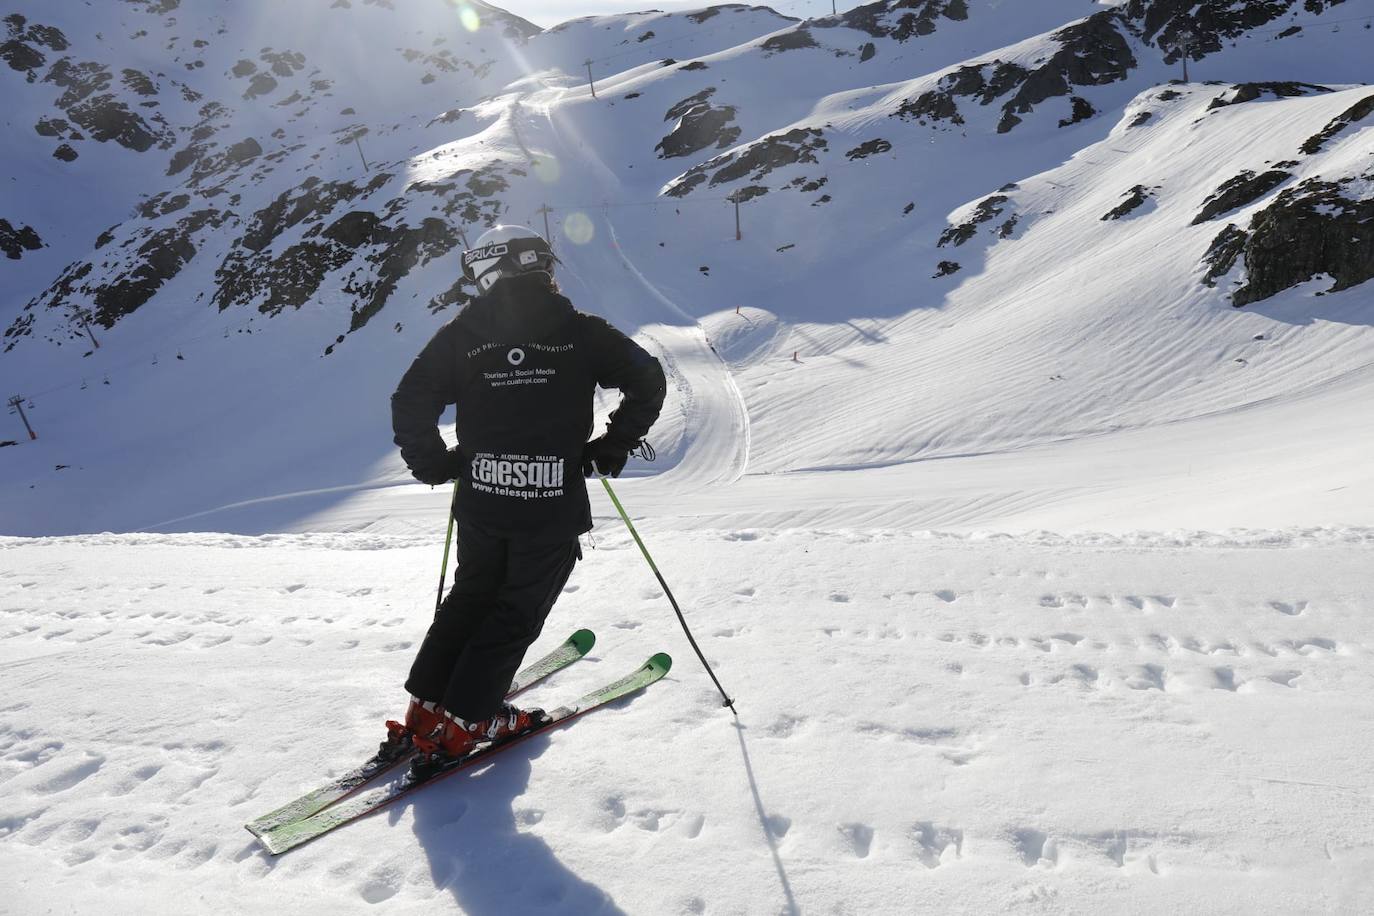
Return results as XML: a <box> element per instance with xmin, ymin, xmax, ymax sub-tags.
<box><xmin>563</xmin><ymin>212</ymin><xmax>595</xmax><ymax>245</ymax></box>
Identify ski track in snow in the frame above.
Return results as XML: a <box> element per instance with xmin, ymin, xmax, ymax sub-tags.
<box><xmin>2</xmin><ymin>532</ymin><xmax>1372</xmax><ymax>913</ymax></box>
<box><xmin>534</xmin><ymin>79</ymin><xmax>752</xmax><ymax>491</ymax></box>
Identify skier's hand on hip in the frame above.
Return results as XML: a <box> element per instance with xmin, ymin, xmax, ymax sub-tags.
<box><xmin>582</xmin><ymin>436</ymin><xmax>629</xmax><ymax>478</ymax></box>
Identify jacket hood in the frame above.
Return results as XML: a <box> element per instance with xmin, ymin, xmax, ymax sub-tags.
<box><xmin>456</xmin><ymin>274</ymin><xmax>574</xmax><ymax>343</ymax></box>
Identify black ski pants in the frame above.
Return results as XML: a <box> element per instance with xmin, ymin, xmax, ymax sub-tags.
<box><xmin>405</xmin><ymin>523</ymin><xmax>579</xmax><ymax>722</ymax></box>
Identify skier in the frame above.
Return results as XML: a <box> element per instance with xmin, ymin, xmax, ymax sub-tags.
<box><xmin>388</xmin><ymin>224</ymin><xmax>666</xmax><ymax>762</ymax></box>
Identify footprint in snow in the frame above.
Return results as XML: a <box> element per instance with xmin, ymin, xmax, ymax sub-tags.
<box><xmin>107</xmin><ymin>763</ymin><xmax>163</xmax><ymax>797</ymax></box>
<box><xmin>63</xmin><ymin>848</ymin><xmax>98</xmax><ymax>866</ymax></box>
<box><xmin>113</xmin><ymin>823</ymin><xmax>164</xmax><ymax>855</ymax></box>
<box><xmin>1071</xmin><ymin>664</ymin><xmax>1099</xmax><ymax>685</ymax></box>
<box><xmin>1286</xmin><ymin>637</ymin><xmax>1338</xmax><ymax>655</ymax></box>
<box><xmin>764</xmin><ymin>814</ymin><xmax>791</xmax><ymax>839</ymax></box>
<box><xmin>1125</xmin><ymin>664</ymin><xmax>1166</xmax><ymax>691</ymax></box>
<box><xmin>358</xmin><ymin>866</ymin><xmax>402</xmax><ymax>904</ymax></box>
<box><xmin>1267</xmin><ymin>670</ymin><xmax>1302</xmax><ymax>688</ymax></box>
<box><xmin>765</xmin><ymin>714</ymin><xmax>805</xmax><ymax>738</ymax></box>
<box><xmin>1212</xmin><ymin>666</ymin><xmax>1240</xmax><ymax>691</ymax></box>
<box><xmin>840</xmin><ymin>822</ymin><xmax>874</xmax><ymax>858</ymax></box>
<box><xmin>912</xmin><ymin>822</ymin><xmax>963</xmax><ymax>868</ymax></box>
<box><xmin>631</xmin><ymin>808</ymin><xmax>676</xmax><ymax>832</ymax></box>
<box><xmin>1013</xmin><ymin>828</ymin><xmax>1058</xmax><ymax>868</ymax></box>
<box><xmin>33</xmin><ymin>751</ymin><xmax>105</xmax><ymax>795</ymax></box>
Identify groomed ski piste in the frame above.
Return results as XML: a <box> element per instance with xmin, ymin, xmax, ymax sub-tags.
<box><xmin>2</xmin><ymin>0</ymin><xmax>1374</xmax><ymax>913</ymax></box>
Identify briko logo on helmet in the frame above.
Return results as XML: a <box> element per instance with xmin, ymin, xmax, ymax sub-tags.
<box><xmin>463</xmin><ymin>244</ymin><xmax>508</xmax><ymax>266</ymax></box>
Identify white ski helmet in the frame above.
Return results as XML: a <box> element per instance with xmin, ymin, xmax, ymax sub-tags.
<box><xmin>461</xmin><ymin>224</ymin><xmax>557</xmax><ymax>293</ymax></box>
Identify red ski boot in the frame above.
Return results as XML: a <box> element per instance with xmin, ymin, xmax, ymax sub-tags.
<box><xmin>413</xmin><ymin>704</ymin><xmax>550</xmax><ymax>760</ymax></box>
<box><xmin>382</xmin><ymin>696</ymin><xmax>446</xmax><ymax>754</ymax></box>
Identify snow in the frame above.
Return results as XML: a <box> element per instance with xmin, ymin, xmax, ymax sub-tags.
<box><xmin>3</xmin><ymin>528</ymin><xmax>1373</xmax><ymax>912</ymax></box>
<box><xmin>2</xmin><ymin>0</ymin><xmax>1374</xmax><ymax>912</ymax></box>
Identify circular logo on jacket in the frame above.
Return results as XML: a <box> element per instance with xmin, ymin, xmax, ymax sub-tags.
<box><xmin>507</xmin><ymin>348</ymin><xmax>526</xmax><ymax>366</ymax></box>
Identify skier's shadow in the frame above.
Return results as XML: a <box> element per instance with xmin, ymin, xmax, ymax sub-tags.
<box><xmin>408</xmin><ymin>735</ymin><xmax>626</xmax><ymax>915</ymax></box>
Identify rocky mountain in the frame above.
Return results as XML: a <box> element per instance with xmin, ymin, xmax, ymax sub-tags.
<box><xmin>1</xmin><ymin>0</ymin><xmax>1371</xmax><ymax>534</ymax></box>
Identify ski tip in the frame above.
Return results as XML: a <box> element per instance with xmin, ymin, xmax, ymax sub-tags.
<box><xmin>245</xmin><ymin>823</ymin><xmax>284</xmax><ymax>855</ymax></box>
<box><xmin>570</xmin><ymin>628</ymin><xmax>596</xmax><ymax>654</ymax></box>
<box><xmin>648</xmin><ymin>652</ymin><xmax>672</xmax><ymax>674</ymax></box>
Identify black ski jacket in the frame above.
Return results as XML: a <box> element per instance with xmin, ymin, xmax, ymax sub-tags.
<box><xmin>391</xmin><ymin>274</ymin><xmax>666</xmax><ymax>541</ymax></box>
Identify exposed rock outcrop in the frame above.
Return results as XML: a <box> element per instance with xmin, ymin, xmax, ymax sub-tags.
<box><xmin>1299</xmin><ymin>93</ymin><xmax>1374</xmax><ymax>155</ymax></box>
<box><xmin>827</xmin><ymin>0</ymin><xmax>969</xmax><ymax>42</ymax></box>
<box><xmin>845</xmin><ymin>138</ymin><xmax>892</xmax><ymax>159</ymax></box>
<box><xmin>1201</xmin><ymin>223</ymin><xmax>1248</xmax><ymax>287</ymax></box>
<box><xmin>656</xmin><ymin>88</ymin><xmax>741</xmax><ymax>159</ymax></box>
<box><xmin>939</xmin><ymin>194</ymin><xmax>1009</xmax><ymax>247</ymax></box>
<box><xmin>1190</xmin><ymin>170</ymin><xmax>1290</xmax><ymax>225</ymax></box>
<box><xmin>1124</xmin><ymin>0</ymin><xmax>1347</xmax><ymax>63</ymax></box>
<box><xmin>665</xmin><ymin>128</ymin><xmax>828</xmax><ymax>197</ymax></box>
<box><xmin>1231</xmin><ymin>178</ymin><xmax>1374</xmax><ymax>306</ymax></box>
<box><xmin>1206</xmin><ymin>81</ymin><xmax>1330</xmax><ymax>110</ymax></box>
<box><xmin>0</xmin><ymin>218</ymin><xmax>44</xmax><ymax>259</ymax></box>
<box><xmin>890</xmin><ymin>11</ymin><xmax>1132</xmax><ymax>134</ymax></box>
<box><xmin>1102</xmin><ymin>185</ymin><xmax>1151</xmax><ymax>221</ymax></box>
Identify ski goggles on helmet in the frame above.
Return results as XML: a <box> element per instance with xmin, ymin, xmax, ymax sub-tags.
<box><xmin>462</xmin><ymin>236</ymin><xmax>557</xmax><ymax>291</ymax></box>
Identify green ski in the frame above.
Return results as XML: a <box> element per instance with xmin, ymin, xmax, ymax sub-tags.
<box><xmin>245</xmin><ymin>628</ymin><xmax>596</xmax><ymax>837</ymax></box>
<box><xmin>254</xmin><ymin>652</ymin><xmax>672</xmax><ymax>855</ymax></box>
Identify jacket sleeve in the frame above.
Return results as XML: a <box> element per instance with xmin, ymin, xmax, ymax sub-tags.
<box><xmin>391</xmin><ymin>323</ymin><xmax>461</xmax><ymax>482</ymax></box>
<box><xmin>583</xmin><ymin>315</ymin><xmax>667</xmax><ymax>449</ymax></box>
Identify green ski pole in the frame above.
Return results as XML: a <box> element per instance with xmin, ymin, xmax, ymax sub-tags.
<box><xmin>600</xmin><ymin>476</ymin><xmax>737</xmax><ymax>715</ymax></box>
<box><xmin>435</xmin><ymin>478</ymin><xmax>460</xmax><ymax>613</ymax></box>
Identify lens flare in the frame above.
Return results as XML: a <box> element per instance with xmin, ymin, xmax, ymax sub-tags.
<box><xmin>459</xmin><ymin>6</ymin><xmax>480</xmax><ymax>31</ymax></box>
<box><xmin>563</xmin><ymin>212</ymin><xmax>595</xmax><ymax>245</ymax></box>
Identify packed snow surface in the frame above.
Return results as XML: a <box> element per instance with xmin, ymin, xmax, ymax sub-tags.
<box><xmin>3</xmin><ymin>528</ymin><xmax>1373</xmax><ymax>914</ymax></box>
